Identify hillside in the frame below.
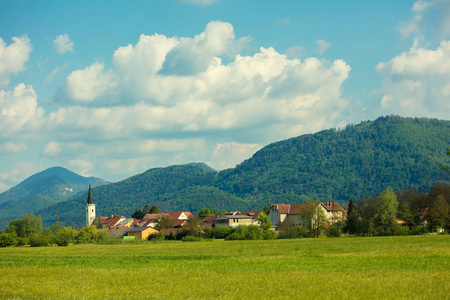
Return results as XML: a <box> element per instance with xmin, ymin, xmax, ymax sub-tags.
<box><xmin>0</xmin><ymin>167</ymin><xmax>108</xmax><ymax>229</ymax></box>
<box><xmin>215</xmin><ymin>116</ymin><xmax>450</xmax><ymax>202</ymax></box>
<box><xmin>31</xmin><ymin>116</ymin><xmax>450</xmax><ymax>228</ymax></box>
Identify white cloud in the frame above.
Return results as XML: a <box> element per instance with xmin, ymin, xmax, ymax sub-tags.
<box><xmin>316</xmin><ymin>39</ymin><xmax>330</xmax><ymax>54</ymax></box>
<box><xmin>399</xmin><ymin>0</ymin><xmax>450</xmax><ymax>39</ymax></box>
<box><xmin>0</xmin><ymin>84</ymin><xmax>45</xmax><ymax>138</ymax></box>
<box><xmin>160</xmin><ymin>21</ymin><xmax>238</xmax><ymax>76</ymax></box>
<box><xmin>0</xmin><ymin>35</ymin><xmax>32</xmax><ymax>87</ymax></box>
<box><xmin>0</xmin><ymin>162</ymin><xmax>39</xmax><ymax>192</ymax></box>
<box><xmin>53</xmin><ymin>34</ymin><xmax>74</xmax><ymax>54</ymax></box>
<box><xmin>0</xmin><ymin>142</ymin><xmax>26</xmax><ymax>154</ymax></box>
<box><xmin>68</xmin><ymin>158</ymin><xmax>94</xmax><ymax>177</ymax></box>
<box><xmin>376</xmin><ymin>40</ymin><xmax>450</xmax><ymax>117</ymax></box>
<box><xmin>44</xmin><ymin>21</ymin><xmax>351</xmax><ymax>181</ymax></box>
<box><xmin>41</xmin><ymin>141</ymin><xmax>62</xmax><ymax>157</ymax></box>
<box><xmin>61</xmin><ymin>62</ymin><xmax>118</xmax><ymax>102</ymax></box>
<box><xmin>211</xmin><ymin>142</ymin><xmax>261</xmax><ymax>170</ymax></box>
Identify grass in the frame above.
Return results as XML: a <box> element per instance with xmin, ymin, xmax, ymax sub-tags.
<box><xmin>0</xmin><ymin>235</ymin><xmax>449</xmax><ymax>299</ymax></box>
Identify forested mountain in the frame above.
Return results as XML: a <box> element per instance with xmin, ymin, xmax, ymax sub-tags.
<box><xmin>215</xmin><ymin>116</ymin><xmax>450</xmax><ymax>203</ymax></box>
<box><xmin>4</xmin><ymin>116</ymin><xmax>449</xmax><ymax>229</ymax></box>
<box><xmin>0</xmin><ymin>167</ymin><xmax>108</xmax><ymax>229</ymax></box>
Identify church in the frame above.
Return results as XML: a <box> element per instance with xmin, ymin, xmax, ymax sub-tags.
<box><xmin>86</xmin><ymin>184</ymin><xmax>96</xmax><ymax>226</ymax></box>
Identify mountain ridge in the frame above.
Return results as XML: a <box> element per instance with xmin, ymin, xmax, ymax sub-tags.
<box><xmin>2</xmin><ymin>115</ymin><xmax>449</xmax><ymax>229</ymax></box>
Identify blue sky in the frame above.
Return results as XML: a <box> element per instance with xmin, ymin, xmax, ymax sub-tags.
<box><xmin>1</xmin><ymin>0</ymin><xmax>449</xmax><ymax>191</ymax></box>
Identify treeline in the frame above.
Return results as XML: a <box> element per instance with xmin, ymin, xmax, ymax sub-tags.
<box><xmin>0</xmin><ymin>214</ymin><xmax>110</xmax><ymax>247</ymax></box>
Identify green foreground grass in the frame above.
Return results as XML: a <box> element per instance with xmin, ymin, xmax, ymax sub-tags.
<box><xmin>0</xmin><ymin>235</ymin><xmax>449</xmax><ymax>299</ymax></box>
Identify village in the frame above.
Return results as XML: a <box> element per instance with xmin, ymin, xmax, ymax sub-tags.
<box><xmin>86</xmin><ymin>185</ymin><xmax>347</xmax><ymax>240</ymax></box>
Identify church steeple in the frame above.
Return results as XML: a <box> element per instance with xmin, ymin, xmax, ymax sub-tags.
<box><xmin>87</xmin><ymin>184</ymin><xmax>94</xmax><ymax>204</ymax></box>
<box><xmin>86</xmin><ymin>184</ymin><xmax>96</xmax><ymax>226</ymax></box>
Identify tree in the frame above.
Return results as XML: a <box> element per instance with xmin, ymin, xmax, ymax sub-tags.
<box><xmin>132</xmin><ymin>209</ymin><xmax>145</xmax><ymax>219</ymax></box>
<box><xmin>374</xmin><ymin>187</ymin><xmax>399</xmax><ymax>235</ymax></box>
<box><xmin>6</xmin><ymin>214</ymin><xmax>43</xmax><ymax>238</ymax></box>
<box><xmin>344</xmin><ymin>199</ymin><xmax>360</xmax><ymax>235</ymax></box>
<box><xmin>143</xmin><ymin>204</ymin><xmax>151</xmax><ymax>214</ymax></box>
<box><xmin>300</xmin><ymin>200</ymin><xmax>326</xmax><ymax>237</ymax></box>
<box><xmin>183</xmin><ymin>216</ymin><xmax>202</xmax><ymax>237</ymax></box>
<box><xmin>149</xmin><ymin>205</ymin><xmax>159</xmax><ymax>214</ymax></box>
<box><xmin>428</xmin><ymin>194</ymin><xmax>449</xmax><ymax>233</ymax></box>
<box><xmin>156</xmin><ymin>216</ymin><xmax>174</xmax><ymax>230</ymax></box>
<box><xmin>439</xmin><ymin>150</ymin><xmax>450</xmax><ymax>174</ymax></box>
<box><xmin>198</xmin><ymin>208</ymin><xmax>214</xmax><ymax>219</ymax></box>
<box><xmin>257</xmin><ymin>212</ymin><xmax>272</xmax><ymax>230</ymax></box>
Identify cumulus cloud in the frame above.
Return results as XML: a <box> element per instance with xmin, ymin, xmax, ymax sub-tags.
<box><xmin>0</xmin><ymin>84</ymin><xmax>45</xmax><ymax>138</ymax></box>
<box><xmin>0</xmin><ymin>35</ymin><xmax>32</xmax><ymax>87</ymax></box>
<box><xmin>68</xmin><ymin>158</ymin><xmax>94</xmax><ymax>177</ymax></box>
<box><xmin>61</xmin><ymin>62</ymin><xmax>118</xmax><ymax>103</ymax></box>
<box><xmin>53</xmin><ymin>34</ymin><xmax>74</xmax><ymax>54</ymax></box>
<box><xmin>41</xmin><ymin>141</ymin><xmax>62</xmax><ymax>157</ymax></box>
<box><xmin>46</xmin><ymin>20</ymin><xmax>351</xmax><ymax>180</ymax></box>
<box><xmin>211</xmin><ymin>142</ymin><xmax>261</xmax><ymax>170</ymax></box>
<box><xmin>0</xmin><ymin>162</ymin><xmax>39</xmax><ymax>192</ymax></box>
<box><xmin>0</xmin><ymin>142</ymin><xmax>26</xmax><ymax>154</ymax></box>
<box><xmin>160</xmin><ymin>21</ymin><xmax>238</xmax><ymax>76</ymax></box>
<box><xmin>316</xmin><ymin>39</ymin><xmax>330</xmax><ymax>54</ymax></box>
<box><xmin>399</xmin><ymin>0</ymin><xmax>450</xmax><ymax>39</ymax></box>
<box><xmin>376</xmin><ymin>40</ymin><xmax>450</xmax><ymax>117</ymax></box>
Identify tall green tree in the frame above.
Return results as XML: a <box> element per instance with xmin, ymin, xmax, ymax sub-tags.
<box><xmin>257</xmin><ymin>212</ymin><xmax>272</xmax><ymax>230</ymax></box>
<box><xmin>374</xmin><ymin>188</ymin><xmax>399</xmax><ymax>235</ymax></box>
<box><xmin>198</xmin><ymin>208</ymin><xmax>214</xmax><ymax>219</ymax></box>
<box><xmin>6</xmin><ymin>214</ymin><xmax>43</xmax><ymax>238</ymax></box>
<box><xmin>344</xmin><ymin>199</ymin><xmax>360</xmax><ymax>235</ymax></box>
<box><xmin>428</xmin><ymin>194</ymin><xmax>449</xmax><ymax>233</ymax></box>
<box><xmin>149</xmin><ymin>205</ymin><xmax>159</xmax><ymax>214</ymax></box>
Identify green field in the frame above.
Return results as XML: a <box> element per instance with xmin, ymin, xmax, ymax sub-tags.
<box><xmin>0</xmin><ymin>235</ymin><xmax>449</xmax><ymax>299</ymax></box>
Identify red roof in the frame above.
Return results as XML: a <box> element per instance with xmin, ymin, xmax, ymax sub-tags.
<box><xmin>321</xmin><ymin>202</ymin><xmax>345</xmax><ymax>212</ymax></box>
<box><xmin>99</xmin><ymin>215</ymin><xmax>126</xmax><ymax>228</ymax></box>
<box><xmin>164</xmin><ymin>211</ymin><xmax>193</xmax><ymax>220</ymax></box>
<box><xmin>238</xmin><ymin>211</ymin><xmax>263</xmax><ymax>219</ymax></box>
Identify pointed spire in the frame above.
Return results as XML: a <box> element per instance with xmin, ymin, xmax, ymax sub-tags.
<box><xmin>87</xmin><ymin>184</ymin><xmax>94</xmax><ymax>204</ymax></box>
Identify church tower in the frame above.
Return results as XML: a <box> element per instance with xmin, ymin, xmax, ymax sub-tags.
<box><xmin>86</xmin><ymin>184</ymin><xmax>96</xmax><ymax>226</ymax></box>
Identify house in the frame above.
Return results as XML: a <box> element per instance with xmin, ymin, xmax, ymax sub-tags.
<box><xmin>269</xmin><ymin>202</ymin><xmax>345</xmax><ymax>228</ymax></box>
<box><xmin>126</xmin><ymin>226</ymin><xmax>158</xmax><ymax>240</ymax></box>
<box><xmin>213</xmin><ymin>211</ymin><xmax>263</xmax><ymax>228</ymax></box>
<box><xmin>97</xmin><ymin>215</ymin><xmax>127</xmax><ymax>229</ymax></box>
<box><xmin>200</xmin><ymin>215</ymin><xmax>218</xmax><ymax>228</ymax></box>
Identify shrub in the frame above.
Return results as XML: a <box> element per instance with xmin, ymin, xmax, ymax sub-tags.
<box><xmin>209</xmin><ymin>226</ymin><xmax>233</xmax><ymax>239</ymax></box>
<box><xmin>0</xmin><ymin>232</ymin><xmax>18</xmax><ymax>247</ymax></box>
<box><xmin>181</xmin><ymin>236</ymin><xmax>200</xmax><ymax>242</ymax></box>
<box><xmin>29</xmin><ymin>232</ymin><xmax>51</xmax><ymax>247</ymax></box>
<box><xmin>326</xmin><ymin>226</ymin><xmax>341</xmax><ymax>238</ymax></box>
<box><xmin>148</xmin><ymin>232</ymin><xmax>165</xmax><ymax>242</ymax></box>
<box><xmin>53</xmin><ymin>227</ymin><xmax>74</xmax><ymax>246</ymax></box>
<box><xmin>262</xmin><ymin>230</ymin><xmax>276</xmax><ymax>240</ymax></box>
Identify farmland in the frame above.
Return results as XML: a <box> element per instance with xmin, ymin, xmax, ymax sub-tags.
<box><xmin>0</xmin><ymin>235</ymin><xmax>449</xmax><ymax>299</ymax></box>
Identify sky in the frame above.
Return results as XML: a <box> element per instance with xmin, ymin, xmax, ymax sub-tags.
<box><xmin>1</xmin><ymin>0</ymin><xmax>450</xmax><ymax>192</ymax></box>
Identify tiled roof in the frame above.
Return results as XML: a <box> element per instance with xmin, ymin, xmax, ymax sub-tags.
<box><xmin>321</xmin><ymin>201</ymin><xmax>345</xmax><ymax>212</ymax></box>
<box><xmin>271</xmin><ymin>203</ymin><xmax>319</xmax><ymax>215</ymax></box>
<box><xmin>238</xmin><ymin>211</ymin><xmax>263</xmax><ymax>219</ymax></box>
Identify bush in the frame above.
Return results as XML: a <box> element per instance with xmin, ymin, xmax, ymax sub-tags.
<box><xmin>262</xmin><ymin>230</ymin><xmax>276</xmax><ymax>240</ymax></box>
<box><xmin>29</xmin><ymin>232</ymin><xmax>51</xmax><ymax>247</ymax></box>
<box><xmin>0</xmin><ymin>232</ymin><xmax>18</xmax><ymax>247</ymax></box>
<box><xmin>409</xmin><ymin>226</ymin><xmax>427</xmax><ymax>235</ymax></box>
<box><xmin>326</xmin><ymin>226</ymin><xmax>341</xmax><ymax>238</ymax></box>
<box><xmin>209</xmin><ymin>226</ymin><xmax>233</xmax><ymax>239</ymax></box>
<box><xmin>181</xmin><ymin>236</ymin><xmax>200</xmax><ymax>242</ymax></box>
<box><xmin>148</xmin><ymin>232</ymin><xmax>165</xmax><ymax>242</ymax></box>
<box><xmin>225</xmin><ymin>225</ymin><xmax>262</xmax><ymax>241</ymax></box>
<box><xmin>53</xmin><ymin>227</ymin><xmax>74</xmax><ymax>246</ymax></box>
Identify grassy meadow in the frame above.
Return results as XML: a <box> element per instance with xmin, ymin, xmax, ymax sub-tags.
<box><xmin>0</xmin><ymin>235</ymin><xmax>449</xmax><ymax>299</ymax></box>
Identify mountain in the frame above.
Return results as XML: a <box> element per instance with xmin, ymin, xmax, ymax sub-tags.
<box><xmin>214</xmin><ymin>115</ymin><xmax>450</xmax><ymax>202</ymax></box>
<box><xmin>31</xmin><ymin>116</ymin><xmax>450</xmax><ymax>228</ymax></box>
<box><xmin>0</xmin><ymin>167</ymin><xmax>108</xmax><ymax>229</ymax></box>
